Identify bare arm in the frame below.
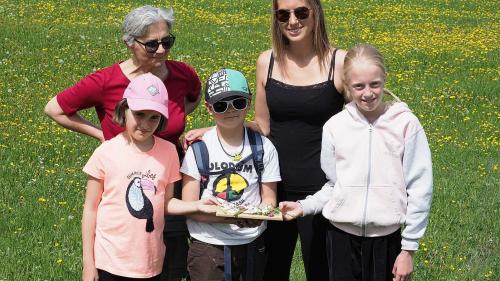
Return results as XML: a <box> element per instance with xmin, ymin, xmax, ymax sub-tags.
<box><xmin>184</xmin><ymin>91</ymin><xmax>202</xmax><ymax>116</ymax></box>
<box><xmin>81</xmin><ymin>176</ymin><xmax>103</xmax><ymax>281</ymax></box>
<box><xmin>259</xmin><ymin>182</ymin><xmax>277</xmax><ymax>208</ymax></box>
<box><xmin>165</xmin><ymin>182</ymin><xmax>218</xmax><ymax>215</ymax></box>
<box><xmin>44</xmin><ymin>96</ymin><xmax>104</xmax><ymax>142</ymax></box>
<box><xmin>253</xmin><ymin>50</ymin><xmax>273</xmax><ymax>136</ymax></box>
<box><xmin>333</xmin><ymin>48</ymin><xmax>347</xmax><ymax>99</ymax></box>
<box><xmin>182</xmin><ymin>174</ymin><xmax>240</xmax><ymax>224</ymax></box>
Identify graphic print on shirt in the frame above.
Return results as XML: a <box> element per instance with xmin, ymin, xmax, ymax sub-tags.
<box><xmin>212</xmin><ymin>172</ymin><xmax>249</xmax><ymax>202</ymax></box>
<box><xmin>125</xmin><ymin>177</ymin><xmax>157</xmax><ymax>232</ymax></box>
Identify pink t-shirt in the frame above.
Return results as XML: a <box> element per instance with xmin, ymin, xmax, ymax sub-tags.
<box><xmin>57</xmin><ymin>61</ymin><xmax>201</xmax><ymax>146</ymax></box>
<box><xmin>83</xmin><ymin>134</ymin><xmax>181</xmax><ymax>278</ymax></box>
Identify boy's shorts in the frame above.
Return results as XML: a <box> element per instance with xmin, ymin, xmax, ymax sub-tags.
<box><xmin>187</xmin><ymin>236</ymin><xmax>266</xmax><ymax>281</ymax></box>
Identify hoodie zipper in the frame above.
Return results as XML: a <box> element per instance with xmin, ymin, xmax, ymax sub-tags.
<box><xmin>361</xmin><ymin>124</ymin><xmax>373</xmax><ymax>237</ymax></box>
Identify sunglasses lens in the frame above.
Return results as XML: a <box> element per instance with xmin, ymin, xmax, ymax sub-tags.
<box><xmin>294</xmin><ymin>7</ymin><xmax>310</xmax><ymax>20</ymax></box>
<box><xmin>161</xmin><ymin>35</ymin><xmax>175</xmax><ymax>50</ymax></box>
<box><xmin>213</xmin><ymin>102</ymin><xmax>228</xmax><ymax>113</ymax></box>
<box><xmin>144</xmin><ymin>41</ymin><xmax>159</xmax><ymax>53</ymax></box>
<box><xmin>232</xmin><ymin>98</ymin><xmax>248</xmax><ymax>110</ymax></box>
<box><xmin>276</xmin><ymin>7</ymin><xmax>309</xmax><ymax>22</ymax></box>
<box><xmin>276</xmin><ymin>9</ymin><xmax>290</xmax><ymax>22</ymax></box>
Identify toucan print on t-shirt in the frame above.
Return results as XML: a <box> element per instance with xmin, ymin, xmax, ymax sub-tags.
<box><xmin>125</xmin><ymin>177</ymin><xmax>156</xmax><ymax>232</ymax></box>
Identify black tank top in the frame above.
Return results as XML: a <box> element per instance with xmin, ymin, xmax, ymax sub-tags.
<box><xmin>266</xmin><ymin>50</ymin><xmax>344</xmax><ymax>197</ymax></box>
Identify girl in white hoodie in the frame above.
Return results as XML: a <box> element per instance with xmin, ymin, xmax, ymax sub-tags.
<box><xmin>279</xmin><ymin>44</ymin><xmax>433</xmax><ymax>281</ymax></box>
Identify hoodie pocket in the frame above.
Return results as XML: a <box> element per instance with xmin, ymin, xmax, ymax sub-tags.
<box><xmin>365</xmin><ymin>185</ymin><xmax>404</xmax><ymax>227</ymax></box>
<box><xmin>323</xmin><ymin>185</ymin><xmax>366</xmax><ymax>226</ymax></box>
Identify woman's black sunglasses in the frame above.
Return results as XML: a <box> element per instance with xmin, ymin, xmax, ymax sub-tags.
<box><xmin>134</xmin><ymin>34</ymin><xmax>176</xmax><ymax>53</ymax></box>
<box><xmin>275</xmin><ymin>7</ymin><xmax>310</xmax><ymax>23</ymax></box>
<box><xmin>212</xmin><ymin>98</ymin><xmax>249</xmax><ymax>114</ymax></box>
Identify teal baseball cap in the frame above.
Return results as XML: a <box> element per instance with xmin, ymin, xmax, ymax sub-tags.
<box><xmin>205</xmin><ymin>69</ymin><xmax>251</xmax><ymax>104</ymax></box>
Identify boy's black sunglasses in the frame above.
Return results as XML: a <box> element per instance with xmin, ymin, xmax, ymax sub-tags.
<box><xmin>275</xmin><ymin>7</ymin><xmax>310</xmax><ymax>23</ymax></box>
<box><xmin>134</xmin><ymin>34</ymin><xmax>176</xmax><ymax>53</ymax></box>
<box><xmin>212</xmin><ymin>98</ymin><xmax>249</xmax><ymax>114</ymax></box>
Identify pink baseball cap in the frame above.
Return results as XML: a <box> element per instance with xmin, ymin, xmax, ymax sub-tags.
<box><xmin>123</xmin><ymin>73</ymin><xmax>169</xmax><ymax>118</ymax></box>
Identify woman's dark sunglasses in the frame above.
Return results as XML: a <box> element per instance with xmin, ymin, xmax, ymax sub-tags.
<box><xmin>134</xmin><ymin>34</ymin><xmax>176</xmax><ymax>53</ymax></box>
<box><xmin>212</xmin><ymin>98</ymin><xmax>248</xmax><ymax>114</ymax></box>
<box><xmin>275</xmin><ymin>6</ymin><xmax>311</xmax><ymax>23</ymax></box>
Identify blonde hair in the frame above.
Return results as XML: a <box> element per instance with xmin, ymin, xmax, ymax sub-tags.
<box><xmin>343</xmin><ymin>44</ymin><xmax>400</xmax><ymax>102</ymax></box>
<box><xmin>113</xmin><ymin>99</ymin><xmax>167</xmax><ymax>133</ymax></box>
<box><xmin>271</xmin><ymin>0</ymin><xmax>331</xmax><ymax>73</ymax></box>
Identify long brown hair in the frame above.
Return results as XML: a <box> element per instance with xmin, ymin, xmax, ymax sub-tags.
<box><xmin>271</xmin><ymin>0</ymin><xmax>331</xmax><ymax>73</ymax></box>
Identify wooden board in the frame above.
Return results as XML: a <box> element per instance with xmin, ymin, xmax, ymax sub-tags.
<box><xmin>216</xmin><ymin>207</ymin><xmax>283</xmax><ymax>221</ymax></box>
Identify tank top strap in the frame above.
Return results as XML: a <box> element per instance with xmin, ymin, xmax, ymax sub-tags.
<box><xmin>327</xmin><ymin>49</ymin><xmax>338</xmax><ymax>82</ymax></box>
<box><xmin>267</xmin><ymin>53</ymin><xmax>275</xmax><ymax>80</ymax></box>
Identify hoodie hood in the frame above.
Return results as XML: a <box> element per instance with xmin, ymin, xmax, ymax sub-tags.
<box><xmin>345</xmin><ymin>101</ymin><xmax>412</xmax><ymax>124</ymax></box>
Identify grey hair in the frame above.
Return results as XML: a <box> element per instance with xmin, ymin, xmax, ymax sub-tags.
<box><xmin>122</xmin><ymin>5</ymin><xmax>174</xmax><ymax>46</ymax></box>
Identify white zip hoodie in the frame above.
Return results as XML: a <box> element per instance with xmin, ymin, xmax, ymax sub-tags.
<box><xmin>300</xmin><ymin>101</ymin><xmax>433</xmax><ymax>251</ymax></box>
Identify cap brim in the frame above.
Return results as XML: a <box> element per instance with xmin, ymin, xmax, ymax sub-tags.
<box><xmin>127</xmin><ymin>98</ymin><xmax>169</xmax><ymax>118</ymax></box>
<box><xmin>207</xmin><ymin>91</ymin><xmax>251</xmax><ymax>104</ymax></box>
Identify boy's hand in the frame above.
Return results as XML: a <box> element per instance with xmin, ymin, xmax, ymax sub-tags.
<box><xmin>279</xmin><ymin>201</ymin><xmax>304</xmax><ymax>221</ymax></box>
<box><xmin>82</xmin><ymin>265</ymin><xmax>98</xmax><ymax>281</ymax></box>
<box><xmin>392</xmin><ymin>250</ymin><xmax>414</xmax><ymax>281</ymax></box>
<box><xmin>197</xmin><ymin>196</ymin><xmax>220</xmax><ymax>214</ymax></box>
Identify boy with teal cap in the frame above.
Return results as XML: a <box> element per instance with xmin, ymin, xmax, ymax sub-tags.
<box><xmin>181</xmin><ymin>69</ymin><xmax>281</xmax><ymax>281</ymax></box>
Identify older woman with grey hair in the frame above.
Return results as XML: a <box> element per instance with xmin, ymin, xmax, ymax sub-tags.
<box><xmin>44</xmin><ymin>5</ymin><xmax>199</xmax><ymax>281</ymax></box>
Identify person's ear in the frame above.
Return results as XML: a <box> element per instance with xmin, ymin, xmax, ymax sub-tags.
<box><xmin>124</xmin><ymin>40</ymin><xmax>134</xmax><ymax>51</ymax></box>
<box><xmin>205</xmin><ymin>101</ymin><xmax>214</xmax><ymax>116</ymax></box>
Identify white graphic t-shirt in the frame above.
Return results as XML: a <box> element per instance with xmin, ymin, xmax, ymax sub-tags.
<box><xmin>181</xmin><ymin>127</ymin><xmax>281</xmax><ymax>245</ymax></box>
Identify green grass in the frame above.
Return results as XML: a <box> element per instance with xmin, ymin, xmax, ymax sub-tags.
<box><xmin>0</xmin><ymin>0</ymin><xmax>498</xmax><ymax>280</ymax></box>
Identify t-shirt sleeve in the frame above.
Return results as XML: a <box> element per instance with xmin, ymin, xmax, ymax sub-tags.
<box><xmin>261</xmin><ymin>137</ymin><xmax>281</xmax><ymax>183</ymax></box>
<box><xmin>56</xmin><ymin>69</ymin><xmax>107</xmax><ymax>115</ymax></box>
<box><xmin>184</xmin><ymin>64</ymin><xmax>201</xmax><ymax>102</ymax></box>
<box><xmin>83</xmin><ymin>145</ymin><xmax>106</xmax><ymax>180</ymax></box>
<box><xmin>180</xmin><ymin>146</ymin><xmax>201</xmax><ymax>180</ymax></box>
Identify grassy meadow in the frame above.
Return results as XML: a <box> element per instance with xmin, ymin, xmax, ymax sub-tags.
<box><xmin>0</xmin><ymin>0</ymin><xmax>498</xmax><ymax>280</ymax></box>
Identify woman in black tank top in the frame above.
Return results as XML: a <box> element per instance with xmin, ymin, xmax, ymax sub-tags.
<box><xmin>266</xmin><ymin>51</ymin><xmax>344</xmax><ymax>196</ymax></box>
<box><xmin>251</xmin><ymin>1</ymin><xmax>347</xmax><ymax>280</ymax></box>
<box><xmin>183</xmin><ymin>1</ymin><xmax>346</xmax><ymax>279</ymax></box>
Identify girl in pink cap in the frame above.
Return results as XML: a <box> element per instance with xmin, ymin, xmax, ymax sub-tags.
<box><xmin>81</xmin><ymin>73</ymin><xmax>215</xmax><ymax>281</ymax></box>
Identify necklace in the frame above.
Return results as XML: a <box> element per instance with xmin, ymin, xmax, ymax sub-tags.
<box><xmin>217</xmin><ymin>132</ymin><xmax>245</xmax><ymax>161</ymax></box>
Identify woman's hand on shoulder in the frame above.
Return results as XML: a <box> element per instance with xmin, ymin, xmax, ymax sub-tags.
<box><xmin>182</xmin><ymin>127</ymin><xmax>213</xmax><ymax>150</ymax></box>
<box><xmin>279</xmin><ymin>201</ymin><xmax>304</xmax><ymax>221</ymax></box>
